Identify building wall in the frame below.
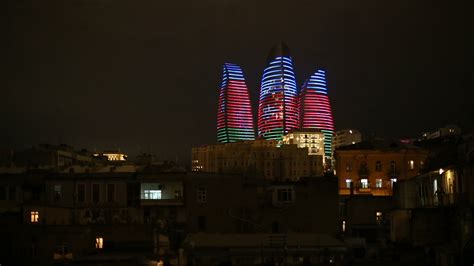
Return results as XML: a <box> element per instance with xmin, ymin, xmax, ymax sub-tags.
<box><xmin>184</xmin><ymin>173</ymin><xmax>339</xmax><ymax>235</ymax></box>
<box><xmin>45</xmin><ymin>177</ymin><xmax>129</xmax><ymax>208</ymax></box>
<box><xmin>2</xmin><ymin>171</ymin><xmax>339</xmax><ymax>265</ymax></box>
<box><xmin>335</xmin><ymin>149</ymin><xmax>428</xmax><ymax>196</ymax></box>
<box><xmin>334</xmin><ymin>129</ymin><xmax>361</xmax><ymax>149</ymax></box>
<box><xmin>344</xmin><ymin>196</ymin><xmax>393</xmax><ymax>228</ymax></box>
<box><xmin>282</xmin><ymin>131</ymin><xmax>325</xmax><ymax>161</ymax></box>
<box><xmin>192</xmin><ymin>140</ymin><xmax>323</xmax><ymax>180</ymax></box>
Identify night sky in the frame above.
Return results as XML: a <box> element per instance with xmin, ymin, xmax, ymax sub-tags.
<box><xmin>4</xmin><ymin>0</ymin><xmax>474</xmax><ymax>164</ymax></box>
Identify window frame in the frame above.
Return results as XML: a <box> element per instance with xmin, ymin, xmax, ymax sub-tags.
<box><xmin>77</xmin><ymin>183</ymin><xmax>86</xmax><ymax>203</ymax></box>
<box><xmin>30</xmin><ymin>211</ymin><xmax>39</xmax><ymax>223</ymax></box>
<box><xmin>91</xmin><ymin>183</ymin><xmax>100</xmax><ymax>204</ymax></box>
<box><xmin>106</xmin><ymin>183</ymin><xmax>115</xmax><ymax>202</ymax></box>
<box><xmin>53</xmin><ymin>184</ymin><xmax>62</xmax><ymax>202</ymax></box>
<box><xmin>197</xmin><ymin>187</ymin><xmax>207</xmax><ymax>203</ymax></box>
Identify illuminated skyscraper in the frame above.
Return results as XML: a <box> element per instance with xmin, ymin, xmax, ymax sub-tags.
<box><xmin>257</xmin><ymin>43</ymin><xmax>299</xmax><ymax>140</ymax></box>
<box><xmin>299</xmin><ymin>69</ymin><xmax>335</xmax><ymax>162</ymax></box>
<box><xmin>217</xmin><ymin>63</ymin><xmax>255</xmax><ymax>143</ymax></box>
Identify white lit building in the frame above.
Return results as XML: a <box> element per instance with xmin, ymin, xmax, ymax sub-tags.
<box><xmin>421</xmin><ymin>124</ymin><xmax>461</xmax><ymax>140</ymax></box>
<box><xmin>94</xmin><ymin>151</ymin><xmax>128</xmax><ymax>161</ymax></box>
<box><xmin>282</xmin><ymin>130</ymin><xmax>326</xmax><ymax>164</ymax></box>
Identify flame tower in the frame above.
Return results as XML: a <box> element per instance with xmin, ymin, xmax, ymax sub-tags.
<box><xmin>299</xmin><ymin>69</ymin><xmax>335</xmax><ymax>161</ymax></box>
<box><xmin>257</xmin><ymin>43</ymin><xmax>299</xmax><ymax>140</ymax></box>
<box><xmin>217</xmin><ymin>63</ymin><xmax>255</xmax><ymax>143</ymax></box>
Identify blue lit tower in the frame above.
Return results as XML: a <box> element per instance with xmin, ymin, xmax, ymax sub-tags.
<box><xmin>299</xmin><ymin>69</ymin><xmax>335</xmax><ymax>162</ymax></box>
<box><xmin>217</xmin><ymin>63</ymin><xmax>255</xmax><ymax>143</ymax></box>
<box><xmin>257</xmin><ymin>42</ymin><xmax>299</xmax><ymax>140</ymax></box>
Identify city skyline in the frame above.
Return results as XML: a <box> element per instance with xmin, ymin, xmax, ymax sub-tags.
<box><xmin>4</xmin><ymin>0</ymin><xmax>473</xmax><ymax>163</ymax></box>
<box><xmin>2</xmin><ymin>1</ymin><xmax>474</xmax><ymax>264</ymax></box>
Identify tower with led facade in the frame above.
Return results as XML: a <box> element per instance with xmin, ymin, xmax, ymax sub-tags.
<box><xmin>217</xmin><ymin>63</ymin><xmax>255</xmax><ymax>143</ymax></box>
<box><xmin>257</xmin><ymin>42</ymin><xmax>299</xmax><ymax>140</ymax></box>
<box><xmin>299</xmin><ymin>69</ymin><xmax>335</xmax><ymax>164</ymax></box>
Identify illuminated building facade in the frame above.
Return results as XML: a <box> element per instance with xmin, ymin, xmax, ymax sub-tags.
<box><xmin>257</xmin><ymin>43</ymin><xmax>299</xmax><ymax>141</ymax></box>
<box><xmin>334</xmin><ymin>141</ymin><xmax>428</xmax><ymax>196</ymax></box>
<box><xmin>282</xmin><ymin>130</ymin><xmax>326</xmax><ymax>164</ymax></box>
<box><xmin>93</xmin><ymin>151</ymin><xmax>128</xmax><ymax>161</ymax></box>
<box><xmin>192</xmin><ymin>140</ymin><xmax>323</xmax><ymax>180</ymax></box>
<box><xmin>217</xmin><ymin>63</ymin><xmax>255</xmax><ymax>143</ymax></box>
<box><xmin>299</xmin><ymin>69</ymin><xmax>335</xmax><ymax>164</ymax></box>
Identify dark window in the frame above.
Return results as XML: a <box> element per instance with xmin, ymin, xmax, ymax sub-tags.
<box><xmin>92</xmin><ymin>184</ymin><xmax>100</xmax><ymax>203</ymax></box>
<box><xmin>272</xmin><ymin>221</ymin><xmax>279</xmax><ymax>233</ymax></box>
<box><xmin>345</xmin><ymin>163</ymin><xmax>352</xmax><ymax>171</ymax></box>
<box><xmin>107</xmin><ymin>184</ymin><xmax>115</xmax><ymax>202</ymax></box>
<box><xmin>32</xmin><ymin>187</ymin><xmax>40</xmax><ymax>200</ymax></box>
<box><xmin>53</xmin><ymin>185</ymin><xmax>61</xmax><ymax>202</ymax></box>
<box><xmin>77</xmin><ymin>184</ymin><xmax>85</xmax><ymax>202</ymax></box>
<box><xmin>277</xmin><ymin>189</ymin><xmax>293</xmax><ymax>202</ymax></box>
<box><xmin>0</xmin><ymin>186</ymin><xmax>5</xmax><ymax>200</ymax></box>
<box><xmin>143</xmin><ymin>208</ymin><xmax>150</xmax><ymax>223</ymax></box>
<box><xmin>126</xmin><ymin>183</ymin><xmax>140</xmax><ymax>207</ymax></box>
<box><xmin>390</xmin><ymin>161</ymin><xmax>397</xmax><ymax>172</ymax></box>
<box><xmin>175</xmin><ymin>190</ymin><xmax>182</xmax><ymax>199</ymax></box>
<box><xmin>375</xmin><ymin>161</ymin><xmax>382</xmax><ymax>171</ymax></box>
<box><xmin>197</xmin><ymin>187</ymin><xmax>207</xmax><ymax>203</ymax></box>
<box><xmin>8</xmin><ymin>186</ymin><xmax>16</xmax><ymax>200</ymax></box>
<box><xmin>197</xmin><ymin>216</ymin><xmax>206</xmax><ymax>231</ymax></box>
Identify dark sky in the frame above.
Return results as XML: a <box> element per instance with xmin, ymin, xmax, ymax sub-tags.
<box><xmin>4</xmin><ymin>0</ymin><xmax>474</xmax><ymax>163</ymax></box>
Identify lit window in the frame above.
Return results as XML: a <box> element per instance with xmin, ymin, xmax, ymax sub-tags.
<box><xmin>408</xmin><ymin>160</ymin><xmax>415</xmax><ymax>170</ymax></box>
<box><xmin>345</xmin><ymin>179</ymin><xmax>352</xmax><ymax>188</ymax></box>
<box><xmin>376</xmin><ymin>211</ymin><xmax>383</xmax><ymax>224</ymax></box>
<box><xmin>390</xmin><ymin>178</ymin><xmax>397</xmax><ymax>187</ymax></box>
<box><xmin>433</xmin><ymin>179</ymin><xmax>438</xmax><ymax>193</ymax></box>
<box><xmin>375</xmin><ymin>179</ymin><xmax>382</xmax><ymax>188</ymax></box>
<box><xmin>342</xmin><ymin>220</ymin><xmax>346</xmax><ymax>232</ymax></box>
<box><xmin>143</xmin><ymin>190</ymin><xmax>161</xmax><ymax>200</ymax></box>
<box><xmin>30</xmin><ymin>211</ymin><xmax>39</xmax><ymax>223</ymax></box>
<box><xmin>360</xmin><ymin>179</ymin><xmax>368</xmax><ymax>188</ymax></box>
<box><xmin>141</xmin><ymin>183</ymin><xmax>162</xmax><ymax>200</ymax></box>
<box><xmin>197</xmin><ymin>187</ymin><xmax>207</xmax><ymax>203</ymax></box>
<box><xmin>95</xmin><ymin>237</ymin><xmax>103</xmax><ymax>249</ymax></box>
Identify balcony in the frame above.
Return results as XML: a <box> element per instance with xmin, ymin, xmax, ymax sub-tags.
<box><xmin>387</xmin><ymin>169</ymin><xmax>399</xmax><ymax>178</ymax></box>
<box><xmin>358</xmin><ymin>167</ymin><xmax>370</xmax><ymax>178</ymax></box>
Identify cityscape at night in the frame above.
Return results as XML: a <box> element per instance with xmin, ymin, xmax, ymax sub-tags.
<box><xmin>3</xmin><ymin>0</ymin><xmax>474</xmax><ymax>265</ymax></box>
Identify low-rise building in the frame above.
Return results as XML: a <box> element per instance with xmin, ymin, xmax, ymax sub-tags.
<box><xmin>335</xmin><ymin>140</ymin><xmax>428</xmax><ymax>196</ymax></box>
<box><xmin>0</xmin><ymin>170</ymin><xmax>340</xmax><ymax>265</ymax></box>
<box><xmin>389</xmin><ymin>135</ymin><xmax>474</xmax><ymax>266</ymax></box>
<box><xmin>192</xmin><ymin>139</ymin><xmax>323</xmax><ymax>181</ymax></box>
